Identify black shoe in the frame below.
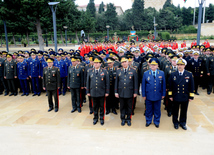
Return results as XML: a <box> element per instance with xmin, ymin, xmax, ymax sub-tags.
<box><xmin>71</xmin><ymin>109</ymin><xmax>77</xmax><ymax>113</ymax></box>
<box><xmin>132</xmin><ymin>111</ymin><xmax>135</xmax><ymax>115</ymax></box>
<box><xmin>48</xmin><ymin>108</ymin><xmax>53</xmax><ymax>112</ymax></box>
<box><xmin>174</xmin><ymin>124</ymin><xmax>179</xmax><ymax>129</ymax></box>
<box><xmin>93</xmin><ymin>120</ymin><xmax>98</xmax><ymax>125</ymax></box>
<box><xmin>106</xmin><ymin>110</ymin><xmax>110</xmax><ymax>115</ymax></box>
<box><xmin>55</xmin><ymin>108</ymin><xmax>58</xmax><ymax>112</ymax></box>
<box><xmin>89</xmin><ymin>110</ymin><xmax>93</xmax><ymax>114</ymax></box>
<box><xmin>168</xmin><ymin>112</ymin><xmax>172</xmax><ymax>117</ymax></box>
<box><xmin>121</xmin><ymin>120</ymin><xmax>126</xmax><ymax>126</ymax></box>
<box><xmin>46</xmin><ymin>93</ymin><xmax>48</xmax><ymax>96</ymax></box>
<box><xmin>202</xmin><ymin>87</ymin><xmax>205</xmax><ymax>90</ymax></box>
<box><xmin>208</xmin><ymin>92</ymin><xmax>211</xmax><ymax>95</ymax></box>
<box><xmin>127</xmin><ymin>120</ymin><xmax>131</xmax><ymax>126</ymax></box>
<box><xmin>112</xmin><ymin>110</ymin><xmax>117</xmax><ymax>115</ymax></box>
<box><xmin>83</xmin><ymin>100</ymin><xmax>86</xmax><ymax>103</ymax></box>
<box><xmin>37</xmin><ymin>93</ymin><xmax>41</xmax><ymax>96</ymax></box>
<box><xmin>146</xmin><ymin>123</ymin><xmax>151</xmax><ymax>127</ymax></box>
<box><xmin>155</xmin><ymin>124</ymin><xmax>159</xmax><ymax>128</ymax></box>
<box><xmin>14</xmin><ymin>93</ymin><xmax>17</xmax><ymax>96</ymax></box>
<box><xmin>195</xmin><ymin>92</ymin><xmax>199</xmax><ymax>95</ymax></box>
<box><xmin>180</xmin><ymin>124</ymin><xmax>187</xmax><ymax>130</ymax></box>
<box><xmin>0</xmin><ymin>92</ymin><xmax>3</xmax><ymax>95</ymax></box>
<box><xmin>4</xmin><ymin>93</ymin><xmax>8</xmax><ymax>96</ymax></box>
<box><xmin>63</xmin><ymin>93</ymin><xmax>65</xmax><ymax>96</ymax></box>
<box><xmin>9</xmin><ymin>93</ymin><xmax>14</xmax><ymax>96</ymax></box>
<box><xmin>77</xmin><ymin>108</ymin><xmax>81</xmax><ymax>113</ymax></box>
<box><xmin>100</xmin><ymin>120</ymin><xmax>104</xmax><ymax>125</ymax></box>
<box><xmin>26</xmin><ymin>93</ymin><xmax>29</xmax><ymax>96</ymax></box>
<box><xmin>21</xmin><ymin>93</ymin><xmax>25</xmax><ymax>96</ymax></box>
<box><xmin>32</xmin><ymin>94</ymin><xmax>37</xmax><ymax>96</ymax></box>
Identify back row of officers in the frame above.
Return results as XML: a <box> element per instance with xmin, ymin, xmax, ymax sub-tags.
<box><xmin>0</xmin><ymin>44</ymin><xmax>214</xmax><ymax>130</ymax></box>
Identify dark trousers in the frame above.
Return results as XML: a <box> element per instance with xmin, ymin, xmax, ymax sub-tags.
<box><xmin>92</xmin><ymin>97</ymin><xmax>105</xmax><ymax>121</ymax></box>
<box><xmin>145</xmin><ymin>99</ymin><xmax>162</xmax><ymax>125</ymax></box>
<box><xmin>172</xmin><ymin>101</ymin><xmax>189</xmax><ymax>126</ymax></box>
<box><xmin>88</xmin><ymin>96</ymin><xmax>93</xmax><ymax>111</ymax></box>
<box><xmin>70</xmin><ymin>88</ymin><xmax>80</xmax><ymax>109</ymax></box>
<box><xmin>0</xmin><ymin>77</ymin><xmax>7</xmax><ymax>93</ymax></box>
<box><xmin>59</xmin><ymin>77</ymin><xmax>66</xmax><ymax>94</ymax></box>
<box><xmin>194</xmin><ymin>75</ymin><xmax>200</xmax><ymax>93</ymax></box>
<box><xmin>207</xmin><ymin>75</ymin><xmax>214</xmax><ymax>93</ymax></box>
<box><xmin>119</xmin><ymin>97</ymin><xmax>133</xmax><ymax>121</ymax></box>
<box><xmin>19</xmin><ymin>79</ymin><xmax>29</xmax><ymax>94</ymax></box>
<box><xmin>106</xmin><ymin>92</ymin><xmax>116</xmax><ymax>111</ymax></box>
<box><xmin>7</xmin><ymin>79</ymin><xmax>16</xmax><ymax>93</ymax></box>
<box><xmin>201</xmin><ymin>73</ymin><xmax>207</xmax><ymax>88</ymax></box>
<box><xmin>32</xmin><ymin>77</ymin><xmax>40</xmax><ymax>94</ymax></box>
<box><xmin>47</xmin><ymin>89</ymin><xmax>59</xmax><ymax>109</ymax></box>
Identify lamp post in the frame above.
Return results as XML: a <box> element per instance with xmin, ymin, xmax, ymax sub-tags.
<box><xmin>197</xmin><ymin>0</ymin><xmax>205</xmax><ymax>45</ymax></box>
<box><xmin>48</xmin><ymin>2</ymin><xmax>60</xmax><ymax>52</ymax></box>
<box><xmin>154</xmin><ymin>17</ymin><xmax>158</xmax><ymax>40</ymax></box>
<box><xmin>63</xmin><ymin>26</ymin><xmax>68</xmax><ymax>46</ymax></box>
<box><xmin>3</xmin><ymin>20</ymin><xmax>9</xmax><ymax>52</ymax></box>
<box><xmin>106</xmin><ymin>25</ymin><xmax>110</xmax><ymax>41</ymax></box>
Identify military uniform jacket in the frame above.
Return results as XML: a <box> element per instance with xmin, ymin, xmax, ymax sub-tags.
<box><xmin>4</xmin><ymin>60</ymin><xmax>17</xmax><ymax>79</ymax></box>
<box><xmin>105</xmin><ymin>66</ymin><xmax>117</xmax><ymax>93</ymax></box>
<box><xmin>84</xmin><ymin>64</ymin><xmax>93</xmax><ymax>87</ymax></box>
<box><xmin>43</xmin><ymin>67</ymin><xmax>60</xmax><ymax>91</ymax></box>
<box><xmin>168</xmin><ymin>70</ymin><xmax>194</xmax><ymax>102</ymax></box>
<box><xmin>206</xmin><ymin>55</ymin><xmax>214</xmax><ymax>75</ymax></box>
<box><xmin>53</xmin><ymin>60</ymin><xmax>67</xmax><ymax>77</ymax></box>
<box><xmin>86</xmin><ymin>68</ymin><xmax>110</xmax><ymax>97</ymax></box>
<box><xmin>115</xmin><ymin>67</ymin><xmax>138</xmax><ymax>98</ymax></box>
<box><xmin>0</xmin><ymin>58</ymin><xmax>5</xmax><ymax>77</ymax></box>
<box><xmin>142</xmin><ymin>70</ymin><xmax>166</xmax><ymax>101</ymax></box>
<box><xmin>67</xmin><ymin>65</ymin><xmax>84</xmax><ymax>89</ymax></box>
<box><xmin>164</xmin><ymin>65</ymin><xmax>177</xmax><ymax>88</ymax></box>
<box><xmin>17</xmin><ymin>61</ymin><xmax>29</xmax><ymax>80</ymax></box>
<box><xmin>189</xmin><ymin>59</ymin><xmax>203</xmax><ymax>77</ymax></box>
<box><xmin>29</xmin><ymin>59</ymin><xmax>40</xmax><ymax>77</ymax></box>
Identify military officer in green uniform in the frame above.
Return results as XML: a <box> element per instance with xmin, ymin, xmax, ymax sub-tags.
<box><xmin>43</xmin><ymin>58</ymin><xmax>60</xmax><ymax>112</ymax></box>
<box><xmin>68</xmin><ymin>56</ymin><xmax>84</xmax><ymax>113</ymax></box>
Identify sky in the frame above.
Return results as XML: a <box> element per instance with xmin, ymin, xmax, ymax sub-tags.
<box><xmin>75</xmin><ymin>0</ymin><xmax>214</xmax><ymax>12</ymax></box>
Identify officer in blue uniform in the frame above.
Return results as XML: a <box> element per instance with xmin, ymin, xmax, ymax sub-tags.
<box><xmin>53</xmin><ymin>53</ymin><xmax>68</xmax><ymax>96</ymax></box>
<box><xmin>168</xmin><ymin>58</ymin><xmax>194</xmax><ymax>130</ymax></box>
<box><xmin>142</xmin><ymin>58</ymin><xmax>166</xmax><ymax>128</ymax></box>
<box><xmin>29</xmin><ymin>51</ymin><xmax>41</xmax><ymax>96</ymax></box>
<box><xmin>17</xmin><ymin>55</ymin><xmax>29</xmax><ymax>96</ymax></box>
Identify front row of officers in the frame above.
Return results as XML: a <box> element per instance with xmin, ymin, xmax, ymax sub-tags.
<box><xmin>41</xmin><ymin>54</ymin><xmax>194</xmax><ymax>130</ymax></box>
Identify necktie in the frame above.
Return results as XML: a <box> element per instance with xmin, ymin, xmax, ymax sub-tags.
<box><xmin>125</xmin><ymin>69</ymin><xmax>127</xmax><ymax>74</ymax></box>
<box><xmin>73</xmin><ymin>67</ymin><xmax>75</xmax><ymax>71</ymax></box>
<box><xmin>153</xmin><ymin>72</ymin><xmax>155</xmax><ymax>78</ymax></box>
<box><xmin>179</xmin><ymin>72</ymin><xmax>182</xmax><ymax>76</ymax></box>
<box><xmin>96</xmin><ymin>70</ymin><xmax>98</xmax><ymax>75</ymax></box>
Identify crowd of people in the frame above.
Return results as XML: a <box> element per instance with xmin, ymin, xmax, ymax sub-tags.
<box><xmin>0</xmin><ymin>38</ymin><xmax>213</xmax><ymax>129</ymax></box>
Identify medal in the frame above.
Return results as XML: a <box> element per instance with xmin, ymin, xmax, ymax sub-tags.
<box><xmin>147</xmin><ymin>76</ymin><xmax>150</xmax><ymax>81</ymax></box>
<box><xmin>53</xmin><ymin>74</ymin><xmax>55</xmax><ymax>76</ymax></box>
<box><xmin>129</xmin><ymin>76</ymin><xmax>132</xmax><ymax>79</ymax></box>
<box><xmin>77</xmin><ymin>74</ymin><xmax>79</xmax><ymax>76</ymax></box>
<box><xmin>186</xmin><ymin>79</ymin><xmax>188</xmax><ymax>82</ymax></box>
<box><xmin>174</xmin><ymin>76</ymin><xmax>176</xmax><ymax>81</ymax></box>
<box><xmin>101</xmin><ymin>78</ymin><xmax>103</xmax><ymax>81</ymax></box>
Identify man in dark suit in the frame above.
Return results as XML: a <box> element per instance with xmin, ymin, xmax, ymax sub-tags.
<box><xmin>142</xmin><ymin>58</ymin><xmax>166</xmax><ymax>128</ymax></box>
<box><xmin>168</xmin><ymin>58</ymin><xmax>194</xmax><ymax>130</ymax></box>
<box><xmin>67</xmin><ymin>56</ymin><xmax>84</xmax><ymax>113</ymax></box>
<box><xmin>43</xmin><ymin>58</ymin><xmax>60</xmax><ymax>112</ymax></box>
<box><xmin>86</xmin><ymin>56</ymin><xmax>110</xmax><ymax>125</ymax></box>
<box><xmin>0</xmin><ymin>56</ymin><xmax>8</xmax><ymax>95</ymax></box>
<box><xmin>115</xmin><ymin>56</ymin><xmax>138</xmax><ymax>126</ymax></box>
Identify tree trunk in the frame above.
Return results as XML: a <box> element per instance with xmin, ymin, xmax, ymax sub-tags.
<box><xmin>36</xmin><ymin>18</ymin><xmax>44</xmax><ymax>50</ymax></box>
<box><xmin>75</xmin><ymin>30</ymin><xmax>79</xmax><ymax>44</ymax></box>
<box><xmin>26</xmin><ymin>31</ymin><xmax>30</xmax><ymax>46</ymax></box>
<box><xmin>61</xmin><ymin>31</ymin><xmax>64</xmax><ymax>46</ymax></box>
<box><xmin>0</xmin><ymin>34</ymin><xmax>2</xmax><ymax>47</ymax></box>
<box><xmin>13</xmin><ymin>33</ymin><xmax>16</xmax><ymax>47</ymax></box>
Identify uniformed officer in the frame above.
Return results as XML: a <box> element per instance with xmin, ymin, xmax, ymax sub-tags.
<box><xmin>189</xmin><ymin>51</ymin><xmax>203</xmax><ymax>95</ymax></box>
<box><xmin>17</xmin><ymin>55</ymin><xmax>29</xmax><ymax>96</ymax></box>
<box><xmin>53</xmin><ymin>53</ymin><xmax>68</xmax><ymax>96</ymax></box>
<box><xmin>115</xmin><ymin>56</ymin><xmax>138</xmax><ymax>126</ymax></box>
<box><xmin>86</xmin><ymin>56</ymin><xmax>110</xmax><ymax>125</ymax></box>
<box><xmin>68</xmin><ymin>56</ymin><xmax>84</xmax><ymax>113</ymax></box>
<box><xmin>105</xmin><ymin>57</ymin><xmax>117</xmax><ymax>115</ymax></box>
<box><xmin>206</xmin><ymin>48</ymin><xmax>214</xmax><ymax>94</ymax></box>
<box><xmin>43</xmin><ymin>58</ymin><xmax>60</xmax><ymax>112</ymax></box>
<box><xmin>29</xmin><ymin>51</ymin><xmax>41</xmax><ymax>96</ymax></box>
<box><xmin>142</xmin><ymin>58</ymin><xmax>166</xmax><ymax>128</ymax></box>
<box><xmin>4</xmin><ymin>54</ymin><xmax>17</xmax><ymax>96</ymax></box>
<box><xmin>0</xmin><ymin>55</ymin><xmax>8</xmax><ymax>95</ymax></box>
<box><xmin>168</xmin><ymin>58</ymin><xmax>194</xmax><ymax>130</ymax></box>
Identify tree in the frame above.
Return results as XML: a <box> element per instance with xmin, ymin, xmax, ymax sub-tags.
<box><xmin>163</xmin><ymin>0</ymin><xmax>173</xmax><ymax>9</ymax></box>
<box><xmin>86</xmin><ymin>0</ymin><xmax>96</xmax><ymax>18</ymax></box>
<box><xmin>98</xmin><ymin>1</ymin><xmax>105</xmax><ymax>14</ymax></box>
<box><xmin>132</xmin><ymin>0</ymin><xmax>145</xmax><ymax>30</ymax></box>
<box><xmin>105</xmin><ymin>3</ymin><xmax>118</xmax><ymax>30</ymax></box>
<box><xmin>181</xmin><ymin>7</ymin><xmax>193</xmax><ymax>26</ymax></box>
<box><xmin>206</xmin><ymin>4</ymin><xmax>214</xmax><ymax>23</ymax></box>
<box><xmin>95</xmin><ymin>13</ymin><xmax>106</xmax><ymax>32</ymax></box>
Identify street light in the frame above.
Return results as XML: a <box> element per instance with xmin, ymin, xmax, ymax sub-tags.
<box><xmin>48</xmin><ymin>2</ymin><xmax>60</xmax><ymax>52</ymax></box>
<box><xmin>106</xmin><ymin>25</ymin><xmax>110</xmax><ymax>41</ymax></box>
<box><xmin>197</xmin><ymin>0</ymin><xmax>205</xmax><ymax>45</ymax></box>
<box><xmin>63</xmin><ymin>26</ymin><xmax>68</xmax><ymax>46</ymax></box>
<box><xmin>3</xmin><ymin>20</ymin><xmax>9</xmax><ymax>52</ymax></box>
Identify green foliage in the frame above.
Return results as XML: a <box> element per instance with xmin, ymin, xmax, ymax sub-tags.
<box><xmin>104</xmin><ymin>3</ymin><xmax>118</xmax><ymax>30</ymax></box>
<box><xmin>86</xmin><ymin>0</ymin><xmax>96</xmax><ymax>18</ymax></box>
<box><xmin>176</xmin><ymin>25</ymin><xmax>197</xmax><ymax>34</ymax></box>
<box><xmin>98</xmin><ymin>1</ymin><xmax>105</xmax><ymax>14</ymax></box>
<box><xmin>132</xmin><ymin>0</ymin><xmax>145</xmax><ymax>30</ymax></box>
<box><xmin>159</xmin><ymin>31</ymin><xmax>170</xmax><ymax>40</ymax></box>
